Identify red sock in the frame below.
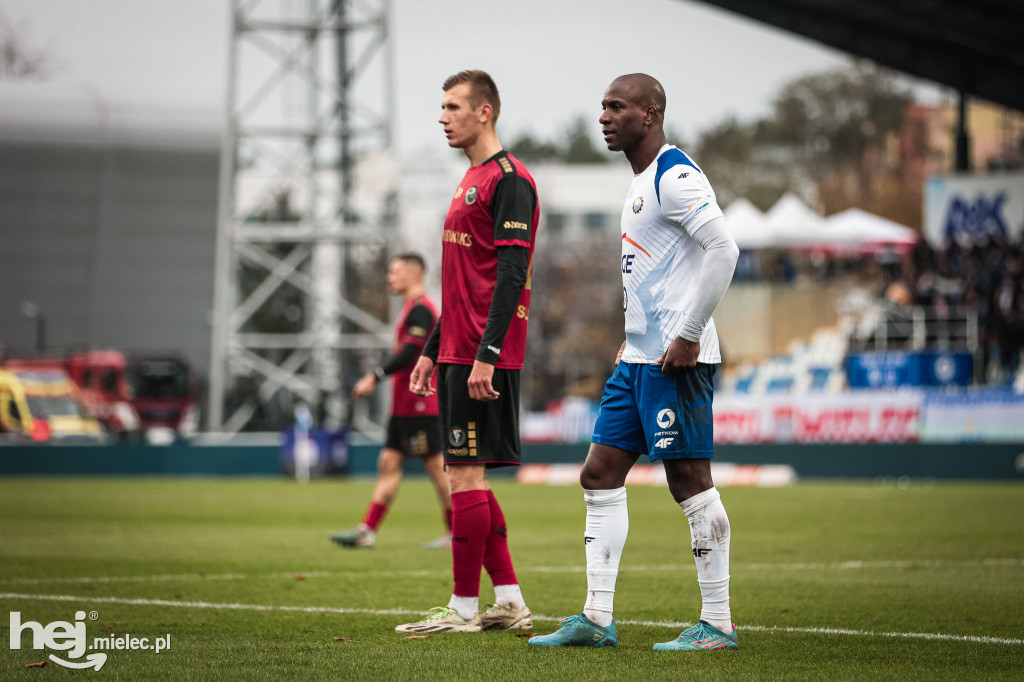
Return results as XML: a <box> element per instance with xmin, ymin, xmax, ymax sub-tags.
<box><xmin>362</xmin><ymin>502</ymin><xmax>388</xmax><ymax>531</ymax></box>
<box><xmin>483</xmin><ymin>489</ymin><xmax>518</xmax><ymax>586</ymax></box>
<box><xmin>444</xmin><ymin>506</ymin><xmax>453</xmax><ymax>533</ymax></box>
<box><xmin>451</xmin><ymin>490</ymin><xmax>490</xmax><ymax>598</ymax></box>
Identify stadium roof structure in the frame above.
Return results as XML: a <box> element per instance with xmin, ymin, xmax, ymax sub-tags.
<box><xmin>691</xmin><ymin>0</ymin><xmax>1024</xmax><ymax>112</ymax></box>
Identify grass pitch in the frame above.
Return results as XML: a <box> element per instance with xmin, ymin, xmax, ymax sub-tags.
<box><xmin>1</xmin><ymin>475</ymin><xmax>1022</xmax><ymax>680</ymax></box>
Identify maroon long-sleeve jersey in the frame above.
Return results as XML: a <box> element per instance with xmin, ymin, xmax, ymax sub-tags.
<box><xmin>437</xmin><ymin>150</ymin><xmax>539</xmax><ymax>370</ymax></box>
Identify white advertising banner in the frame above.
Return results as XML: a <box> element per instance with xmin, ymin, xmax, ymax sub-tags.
<box><xmin>713</xmin><ymin>391</ymin><xmax>923</xmax><ymax>444</ymax></box>
<box><xmin>919</xmin><ymin>390</ymin><xmax>1024</xmax><ymax>442</ymax></box>
<box><xmin>924</xmin><ymin>172</ymin><xmax>1024</xmax><ymax>247</ymax></box>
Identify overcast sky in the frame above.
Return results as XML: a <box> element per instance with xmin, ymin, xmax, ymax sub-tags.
<box><xmin>3</xmin><ymin>0</ymin><xmax>942</xmax><ymax>154</ymax></box>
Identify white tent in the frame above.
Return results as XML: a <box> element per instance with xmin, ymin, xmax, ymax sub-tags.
<box><xmin>823</xmin><ymin>208</ymin><xmax>918</xmax><ymax>252</ymax></box>
<box><xmin>723</xmin><ymin>198</ymin><xmax>774</xmax><ymax>249</ymax></box>
<box><xmin>765</xmin><ymin>193</ymin><xmax>827</xmax><ymax>246</ymax></box>
<box><xmin>723</xmin><ymin>196</ymin><xmax>920</xmax><ymax>254</ymax></box>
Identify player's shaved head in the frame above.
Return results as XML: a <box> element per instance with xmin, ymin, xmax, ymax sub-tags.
<box><xmin>600</xmin><ymin>73</ymin><xmax>669</xmax><ymax>171</ymax></box>
<box><xmin>610</xmin><ymin>74</ymin><xmax>666</xmax><ymax>119</ymax></box>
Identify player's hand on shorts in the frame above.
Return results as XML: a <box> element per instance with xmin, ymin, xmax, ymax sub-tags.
<box><xmin>410</xmin><ymin>356</ymin><xmax>436</xmax><ymax>397</ymax></box>
<box><xmin>657</xmin><ymin>337</ymin><xmax>699</xmax><ymax>375</ymax></box>
<box><xmin>468</xmin><ymin>360</ymin><xmax>500</xmax><ymax>402</ymax></box>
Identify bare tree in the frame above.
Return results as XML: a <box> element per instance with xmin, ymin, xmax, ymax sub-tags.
<box><xmin>0</xmin><ymin>11</ymin><xmax>50</xmax><ymax>80</ymax></box>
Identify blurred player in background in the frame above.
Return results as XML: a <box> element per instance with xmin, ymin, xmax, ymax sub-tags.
<box><xmin>530</xmin><ymin>74</ymin><xmax>740</xmax><ymax>651</ymax></box>
<box><xmin>329</xmin><ymin>253</ymin><xmax>452</xmax><ymax>550</ymax></box>
<box><xmin>396</xmin><ymin>69</ymin><xmax>539</xmax><ymax>634</ymax></box>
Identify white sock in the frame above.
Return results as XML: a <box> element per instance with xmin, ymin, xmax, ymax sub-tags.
<box><xmin>582</xmin><ymin>487</ymin><xmax>628</xmax><ymax>627</ymax></box>
<box><xmin>493</xmin><ymin>584</ymin><xmax>525</xmax><ymax>611</ymax></box>
<box><xmin>681</xmin><ymin>487</ymin><xmax>733</xmax><ymax>634</ymax></box>
<box><xmin>447</xmin><ymin>595</ymin><xmax>478</xmax><ymax>621</ymax></box>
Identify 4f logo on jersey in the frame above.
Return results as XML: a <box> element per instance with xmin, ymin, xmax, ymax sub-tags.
<box><xmin>656</xmin><ymin>409</ymin><xmax>676</xmax><ymax>428</ymax></box>
<box><xmin>632</xmin><ymin>196</ymin><xmax>644</xmax><ymax>214</ymax></box>
<box><xmin>693</xmin><ymin>548</ymin><xmax>712</xmax><ymax>557</ymax></box>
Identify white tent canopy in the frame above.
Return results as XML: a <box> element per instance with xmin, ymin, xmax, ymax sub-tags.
<box><xmin>823</xmin><ymin>208</ymin><xmax>918</xmax><ymax>250</ymax></box>
<box><xmin>723</xmin><ymin>198</ymin><xmax>774</xmax><ymax>249</ymax></box>
<box><xmin>722</xmin><ymin>196</ymin><xmax>919</xmax><ymax>252</ymax></box>
<box><xmin>764</xmin><ymin>193</ymin><xmax>828</xmax><ymax>246</ymax></box>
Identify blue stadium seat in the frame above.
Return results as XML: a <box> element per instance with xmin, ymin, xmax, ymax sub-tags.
<box><xmin>809</xmin><ymin>367</ymin><xmax>831</xmax><ymax>391</ymax></box>
<box><xmin>766</xmin><ymin>376</ymin><xmax>795</xmax><ymax>393</ymax></box>
<box><xmin>734</xmin><ymin>372</ymin><xmax>757</xmax><ymax>394</ymax></box>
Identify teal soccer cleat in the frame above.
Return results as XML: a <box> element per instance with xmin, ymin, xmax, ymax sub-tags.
<box><xmin>653</xmin><ymin>621</ymin><xmax>738</xmax><ymax>651</ymax></box>
<box><xmin>528</xmin><ymin>614</ymin><xmax>618</xmax><ymax>647</ymax></box>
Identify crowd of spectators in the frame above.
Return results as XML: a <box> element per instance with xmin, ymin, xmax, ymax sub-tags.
<box><xmin>880</xmin><ymin>234</ymin><xmax>1024</xmax><ymax>384</ymax></box>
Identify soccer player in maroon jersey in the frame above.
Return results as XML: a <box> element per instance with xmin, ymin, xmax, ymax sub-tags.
<box><xmin>396</xmin><ymin>70</ymin><xmax>539</xmax><ymax>634</ymax></box>
<box><xmin>328</xmin><ymin>254</ymin><xmax>452</xmax><ymax>550</ymax></box>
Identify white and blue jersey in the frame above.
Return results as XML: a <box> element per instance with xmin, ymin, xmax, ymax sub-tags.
<box><xmin>619</xmin><ymin>144</ymin><xmax>724</xmax><ymax>365</ymax></box>
<box><xmin>593</xmin><ymin>144</ymin><xmax>723</xmax><ymax>459</ymax></box>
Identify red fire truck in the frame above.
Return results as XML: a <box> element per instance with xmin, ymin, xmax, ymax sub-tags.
<box><xmin>126</xmin><ymin>355</ymin><xmax>200</xmax><ymax>444</ymax></box>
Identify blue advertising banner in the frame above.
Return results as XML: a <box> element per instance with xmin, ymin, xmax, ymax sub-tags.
<box><xmin>846</xmin><ymin>352</ymin><xmax>972</xmax><ymax>388</ymax></box>
<box><xmin>924</xmin><ymin>172</ymin><xmax>1024</xmax><ymax>247</ymax></box>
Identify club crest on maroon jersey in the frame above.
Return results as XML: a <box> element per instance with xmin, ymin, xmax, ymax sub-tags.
<box><xmin>464</xmin><ymin>186</ymin><xmax>478</xmax><ymax>205</ymax></box>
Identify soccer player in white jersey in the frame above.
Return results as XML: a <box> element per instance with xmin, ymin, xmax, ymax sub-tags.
<box><xmin>530</xmin><ymin>73</ymin><xmax>740</xmax><ymax>651</ymax></box>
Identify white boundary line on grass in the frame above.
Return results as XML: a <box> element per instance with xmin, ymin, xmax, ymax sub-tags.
<box><xmin>0</xmin><ymin>572</ymin><xmax>331</xmax><ymax>586</ymax></box>
<box><xmin>1</xmin><ymin>592</ymin><xmax>1021</xmax><ymax>647</ymax></box>
<box><xmin>3</xmin><ymin>558</ymin><xmax>1018</xmax><ymax>585</ymax></box>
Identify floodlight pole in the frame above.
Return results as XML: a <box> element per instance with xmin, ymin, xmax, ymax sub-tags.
<box><xmin>208</xmin><ymin>0</ymin><xmax>395</xmax><ymax>435</ymax></box>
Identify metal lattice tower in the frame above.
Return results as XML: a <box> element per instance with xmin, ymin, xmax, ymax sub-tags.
<box><xmin>209</xmin><ymin>0</ymin><xmax>396</xmax><ymax>434</ymax></box>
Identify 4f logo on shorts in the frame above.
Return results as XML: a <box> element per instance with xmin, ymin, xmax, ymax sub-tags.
<box><xmin>656</xmin><ymin>409</ymin><xmax>676</xmax><ymax>428</ymax></box>
<box><xmin>449</xmin><ymin>427</ymin><xmax>467</xmax><ymax>447</ymax></box>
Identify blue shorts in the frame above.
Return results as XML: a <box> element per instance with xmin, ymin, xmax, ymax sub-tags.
<box><xmin>592</xmin><ymin>362</ymin><xmax>716</xmax><ymax>460</ymax></box>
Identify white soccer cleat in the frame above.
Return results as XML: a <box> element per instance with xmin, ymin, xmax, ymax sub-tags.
<box><xmin>422</xmin><ymin>533</ymin><xmax>452</xmax><ymax>550</ymax></box>
<box><xmin>328</xmin><ymin>524</ymin><xmax>376</xmax><ymax>548</ymax></box>
<box><xmin>480</xmin><ymin>603</ymin><xmax>533</xmax><ymax>630</ymax></box>
<box><xmin>395</xmin><ymin>606</ymin><xmax>483</xmax><ymax>633</ymax></box>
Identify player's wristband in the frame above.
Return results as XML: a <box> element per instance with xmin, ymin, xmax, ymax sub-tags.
<box><xmin>475</xmin><ymin>344</ymin><xmax>501</xmax><ymax>365</ymax></box>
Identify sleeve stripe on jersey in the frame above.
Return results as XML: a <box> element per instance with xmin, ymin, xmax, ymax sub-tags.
<box><xmin>654</xmin><ymin>148</ymin><xmax>701</xmax><ymax>204</ymax></box>
<box><xmin>495</xmin><ymin>238</ymin><xmax>532</xmax><ymax>248</ymax></box>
